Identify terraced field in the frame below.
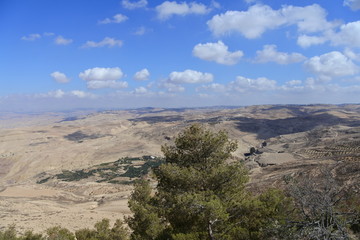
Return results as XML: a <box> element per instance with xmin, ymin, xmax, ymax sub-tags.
<box><xmin>302</xmin><ymin>127</ymin><xmax>360</xmax><ymax>162</ymax></box>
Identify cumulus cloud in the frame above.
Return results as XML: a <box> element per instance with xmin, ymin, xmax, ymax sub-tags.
<box><xmin>134</xmin><ymin>68</ymin><xmax>150</xmax><ymax>81</ymax></box>
<box><xmin>86</xmin><ymin>80</ymin><xmax>128</xmax><ymax>89</ymax></box>
<box><xmin>281</xmin><ymin>4</ymin><xmax>336</xmax><ymax>33</ymax></box>
<box><xmin>344</xmin><ymin>48</ymin><xmax>360</xmax><ymax>61</ymax></box>
<box><xmin>134</xmin><ymin>86</ymin><xmax>148</xmax><ymax>94</ymax></box>
<box><xmin>168</xmin><ymin>69</ymin><xmax>213</xmax><ymax>84</ymax></box>
<box><xmin>192</xmin><ymin>41</ymin><xmax>243</xmax><ymax>65</ymax></box>
<box><xmin>229</xmin><ymin>76</ymin><xmax>277</xmax><ymax>92</ymax></box>
<box><xmin>297</xmin><ymin>21</ymin><xmax>360</xmax><ymax>48</ymax></box>
<box><xmin>42</xmin><ymin>89</ymin><xmax>65</xmax><ymax>98</ymax></box>
<box><xmin>344</xmin><ymin>0</ymin><xmax>360</xmax><ymax>10</ymax></box>
<box><xmin>51</xmin><ymin>89</ymin><xmax>65</xmax><ymax>98</ymax></box>
<box><xmin>156</xmin><ymin>1</ymin><xmax>211</xmax><ymax>20</ymax></box>
<box><xmin>207</xmin><ymin>5</ymin><xmax>285</xmax><ymax>38</ymax></box>
<box><xmin>122</xmin><ymin>0</ymin><xmax>147</xmax><ymax>9</ymax></box>
<box><xmin>21</xmin><ymin>33</ymin><xmax>41</xmax><ymax>41</ymax></box>
<box><xmin>98</xmin><ymin>14</ymin><xmax>128</xmax><ymax>24</ymax></box>
<box><xmin>79</xmin><ymin>67</ymin><xmax>127</xmax><ymax>89</ymax></box>
<box><xmin>254</xmin><ymin>45</ymin><xmax>306</xmax><ymax>64</ymax></box>
<box><xmin>50</xmin><ymin>71</ymin><xmax>70</xmax><ymax>83</ymax></box>
<box><xmin>207</xmin><ymin>4</ymin><xmax>336</xmax><ymax>38</ymax></box>
<box><xmin>79</xmin><ymin>67</ymin><xmax>124</xmax><ymax>81</ymax></box>
<box><xmin>297</xmin><ymin>35</ymin><xmax>327</xmax><ymax>48</ymax></box>
<box><xmin>82</xmin><ymin>37</ymin><xmax>123</xmax><ymax>48</ymax></box>
<box><xmin>331</xmin><ymin>21</ymin><xmax>360</xmax><ymax>47</ymax></box>
<box><xmin>160</xmin><ymin>82</ymin><xmax>185</xmax><ymax>92</ymax></box>
<box><xmin>54</xmin><ymin>36</ymin><xmax>73</xmax><ymax>45</ymax></box>
<box><xmin>304</xmin><ymin>51</ymin><xmax>359</xmax><ymax>81</ymax></box>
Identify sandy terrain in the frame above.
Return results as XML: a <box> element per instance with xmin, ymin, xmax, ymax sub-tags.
<box><xmin>0</xmin><ymin>184</ymin><xmax>131</xmax><ymax>233</ymax></box>
<box><xmin>0</xmin><ymin>104</ymin><xmax>359</xmax><ymax>233</ymax></box>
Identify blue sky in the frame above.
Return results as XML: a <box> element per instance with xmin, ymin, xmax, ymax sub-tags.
<box><xmin>0</xmin><ymin>0</ymin><xmax>360</xmax><ymax>112</ymax></box>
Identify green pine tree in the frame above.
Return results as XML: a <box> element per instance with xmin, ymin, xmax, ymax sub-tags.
<box><xmin>127</xmin><ymin>179</ymin><xmax>167</xmax><ymax>240</ymax></box>
<box><xmin>127</xmin><ymin>124</ymin><xmax>293</xmax><ymax>240</ymax></box>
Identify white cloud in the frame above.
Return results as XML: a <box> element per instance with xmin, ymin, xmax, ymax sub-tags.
<box><xmin>156</xmin><ymin>1</ymin><xmax>210</xmax><ymax>20</ymax></box>
<box><xmin>50</xmin><ymin>71</ymin><xmax>70</xmax><ymax>83</ymax></box>
<box><xmin>331</xmin><ymin>21</ymin><xmax>360</xmax><ymax>47</ymax></box>
<box><xmin>344</xmin><ymin>76</ymin><xmax>360</xmax><ymax>83</ymax></box>
<box><xmin>82</xmin><ymin>37</ymin><xmax>123</xmax><ymax>48</ymax></box>
<box><xmin>79</xmin><ymin>67</ymin><xmax>127</xmax><ymax>89</ymax></box>
<box><xmin>279</xmin><ymin>80</ymin><xmax>305</xmax><ymax>92</ymax></box>
<box><xmin>79</xmin><ymin>67</ymin><xmax>124</xmax><ymax>81</ymax></box>
<box><xmin>99</xmin><ymin>14</ymin><xmax>128</xmax><ymax>24</ymax></box>
<box><xmin>51</xmin><ymin>89</ymin><xmax>65</xmax><ymax>98</ymax></box>
<box><xmin>297</xmin><ymin>21</ymin><xmax>360</xmax><ymax>48</ymax></box>
<box><xmin>134</xmin><ymin>86</ymin><xmax>148</xmax><ymax>94</ymax></box>
<box><xmin>70</xmin><ymin>90</ymin><xmax>96</xmax><ymax>98</ymax></box>
<box><xmin>229</xmin><ymin>76</ymin><xmax>277</xmax><ymax>92</ymax></box>
<box><xmin>207</xmin><ymin>4</ymin><xmax>336</xmax><ymax>38</ymax></box>
<box><xmin>134</xmin><ymin>68</ymin><xmax>150</xmax><ymax>81</ymax></box>
<box><xmin>198</xmin><ymin>83</ymin><xmax>226</xmax><ymax>92</ymax></box>
<box><xmin>281</xmin><ymin>4</ymin><xmax>336</xmax><ymax>33</ymax></box>
<box><xmin>54</xmin><ymin>36</ymin><xmax>73</xmax><ymax>45</ymax></box>
<box><xmin>22</xmin><ymin>33</ymin><xmax>74</xmax><ymax>45</ymax></box>
<box><xmin>344</xmin><ymin>0</ymin><xmax>360</xmax><ymax>10</ymax></box>
<box><xmin>344</xmin><ymin>48</ymin><xmax>360</xmax><ymax>61</ymax></box>
<box><xmin>211</xmin><ymin>0</ymin><xmax>221</xmax><ymax>9</ymax></box>
<box><xmin>43</xmin><ymin>89</ymin><xmax>65</xmax><ymax>98</ymax></box>
<box><xmin>192</xmin><ymin>41</ymin><xmax>243</xmax><ymax>65</ymax></box>
<box><xmin>285</xmin><ymin>80</ymin><xmax>302</xmax><ymax>86</ymax></box>
<box><xmin>304</xmin><ymin>51</ymin><xmax>359</xmax><ymax>81</ymax></box>
<box><xmin>160</xmin><ymin>82</ymin><xmax>185</xmax><ymax>92</ymax></box>
<box><xmin>168</xmin><ymin>69</ymin><xmax>213</xmax><ymax>84</ymax></box>
<box><xmin>122</xmin><ymin>0</ymin><xmax>147</xmax><ymax>9</ymax></box>
<box><xmin>207</xmin><ymin>5</ymin><xmax>285</xmax><ymax>38</ymax></box>
<box><xmin>297</xmin><ymin>35</ymin><xmax>327</xmax><ymax>48</ymax></box>
<box><xmin>37</xmin><ymin>90</ymin><xmax>96</xmax><ymax>99</ymax></box>
<box><xmin>21</xmin><ymin>33</ymin><xmax>41</xmax><ymax>41</ymax></box>
<box><xmin>254</xmin><ymin>45</ymin><xmax>306</xmax><ymax>64</ymax></box>
<box><xmin>87</xmin><ymin>80</ymin><xmax>128</xmax><ymax>89</ymax></box>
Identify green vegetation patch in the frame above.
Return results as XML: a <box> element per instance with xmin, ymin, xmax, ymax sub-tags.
<box><xmin>121</xmin><ymin>160</ymin><xmax>163</xmax><ymax>178</ymax></box>
<box><xmin>37</xmin><ymin>156</ymin><xmax>163</xmax><ymax>184</ymax></box>
<box><xmin>56</xmin><ymin>169</ymin><xmax>96</xmax><ymax>182</ymax></box>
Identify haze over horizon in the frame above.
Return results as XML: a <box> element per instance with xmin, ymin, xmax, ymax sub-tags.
<box><xmin>1</xmin><ymin>0</ymin><xmax>360</xmax><ymax>112</ymax></box>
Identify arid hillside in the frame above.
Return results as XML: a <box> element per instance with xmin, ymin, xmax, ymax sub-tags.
<box><xmin>0</xmin><ymin>104</ymin><xmax>359</xmax><ymax>233</ymax></box>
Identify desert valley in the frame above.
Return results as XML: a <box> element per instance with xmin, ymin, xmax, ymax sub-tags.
<box><xmin>0</xmin><ymin>104</ymin><xmax>360</xmax><ymax>233</ymax></box>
